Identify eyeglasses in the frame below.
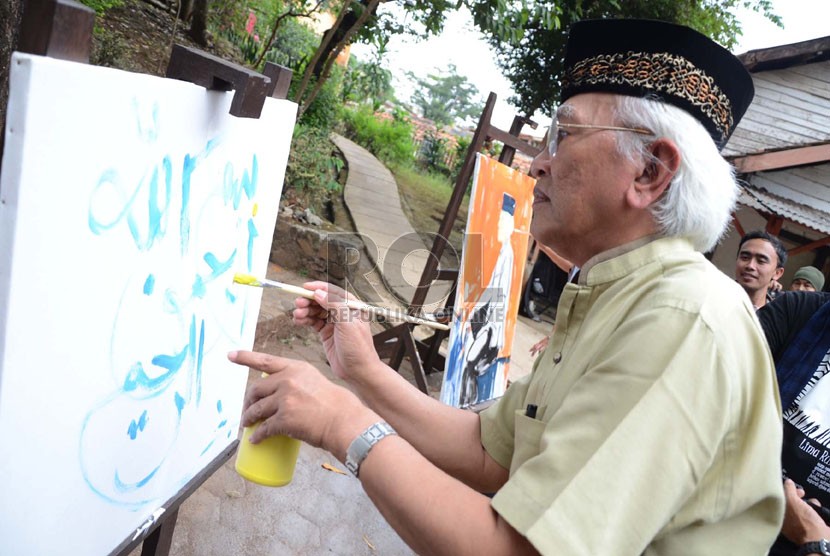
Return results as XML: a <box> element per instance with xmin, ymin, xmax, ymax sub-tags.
<box><xmin>547</xmin><ymin>121</ymin><xmax>652</xmax><ymax>156</ymax></box>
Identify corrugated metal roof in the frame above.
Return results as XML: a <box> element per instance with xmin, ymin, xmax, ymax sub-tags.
<box><xmin>739</xmin><ymin>179</ymin><xmax>830</xmax><ymax>235</ymax></box>
<box><xmin>752</xmin><ymin>163</ymin><xmax>830</xmax><ymax>212</ymax></box>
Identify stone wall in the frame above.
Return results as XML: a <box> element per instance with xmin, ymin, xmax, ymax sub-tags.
<box><xmin>269</xmin><ymin>217</ymin><xmax>366</xmax><ymax>287</ymax></box>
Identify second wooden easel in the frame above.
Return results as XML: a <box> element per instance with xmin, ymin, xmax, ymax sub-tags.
<box><xmin>372</xmin><ymin>92</ymin><xmax>543</xmax><ymax>393</ymax></box>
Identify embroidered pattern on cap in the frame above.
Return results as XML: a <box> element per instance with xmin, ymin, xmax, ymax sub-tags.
<box><xmin>563</xmin><ymin>51</ymin><xmax>733</xmax><ymax>140</ymax></box>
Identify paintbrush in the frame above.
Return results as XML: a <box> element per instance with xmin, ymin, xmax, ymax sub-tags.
<box><xmin>233</xmin><ymin>273</ymin><xmax>450</xmax><ymax>331</ymax></box>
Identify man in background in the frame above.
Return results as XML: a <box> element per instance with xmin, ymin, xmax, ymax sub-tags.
<box><xmin>790</xmin><ymin>266</ymin><xmax>825</xmax><ymax>292</ymax></box>
<box><xmin>735</xmin><ymin>230</ymin><xmax>787</xmax><ymax>309</ymax></box>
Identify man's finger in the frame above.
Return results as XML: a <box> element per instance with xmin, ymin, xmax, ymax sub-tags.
<box><xmin>293</xmin><ymin>301</ymin><xmax>328</xmax><ymax>320</ymax></box>
<box><xmin>301</xmin><ymin>282</ymin><xmax>365</xmax><ymax>311</ymax></box>
<box><xmin>242</xmin><ymin>374</ymin><xmax>279</xmax><ymax>412</ymax></box>
<box><xmin>784</xmin><ymin>479</ymin><xmax>799</xmax><ymax>499</ymax></box>
<box><xmin>242</xmin><ymin>394</ymin><xmax>280</xmax><ymax>429</ymax></box>
<box><xmin>311</xmin><ymin>289</ymin><xmax>349</xmax><ymax>312</ymax></box>
<box><xmin>228</xmin><ymin>350</ymin><xmax>294</xmax><ymax>374</ymax></box>
<box><xmin>303</xmin><ymin>281</ymin><xmax>348</xmax><ymax>300</ymax></box>
<box><xmin>249</xmin><ymin>415</ymin><xmax>292</xmax><ymax>444</ymax></box>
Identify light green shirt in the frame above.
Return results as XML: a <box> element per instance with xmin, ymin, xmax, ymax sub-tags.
<box><xmin>481</xmin><ymin>236</ymin><xmax>784</xmax><ymax>555</ymax></box>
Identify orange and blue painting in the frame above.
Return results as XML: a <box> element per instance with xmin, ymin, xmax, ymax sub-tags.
<box><xmin>440</xmin><ymin>154</ymin><xmax>535</xmax><ymax>408</ymax></box>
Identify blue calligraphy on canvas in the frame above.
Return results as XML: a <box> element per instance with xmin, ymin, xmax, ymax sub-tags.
<box><xmin>0</xmin><ymin>54</ymin><xmax>296</xmax><ymax>553</ymax></box>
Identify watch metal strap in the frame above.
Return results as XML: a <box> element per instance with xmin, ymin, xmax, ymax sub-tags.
<box><xmin>797</xmin><ymin>539</ymin><xmax>830</xmax><ymax>556</ymax></box>
<box><xmin>345</xmin><ymin>421</ymin><xmax>397</xmax><ymax>477</ymax></box>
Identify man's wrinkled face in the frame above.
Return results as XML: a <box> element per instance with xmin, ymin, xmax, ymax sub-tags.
<box><xmin>735</xmin><ymin>239</ymin><xmax>783</xmax><ymax>295</ymax></box>
<box><xmin>528</xmin><ymin>93</ymin><xmax>637</xmax><ymax>264</ymax></box>
<box><xmin>790</xmin><ymin>278</ymin><xmax>816</xmax><ymax>292</ymax></box>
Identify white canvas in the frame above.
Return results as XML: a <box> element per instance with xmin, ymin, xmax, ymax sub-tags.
<box><xmin>0</xmin><ymin>53</ymin><xmax>296</xmax><ymax>554</ymax></box>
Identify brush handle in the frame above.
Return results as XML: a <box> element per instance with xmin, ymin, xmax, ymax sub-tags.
<box><xmin>345</xmin><ymin>300</ymin><xmax>450</xmax><ymax>331</ymax></box>
<box><xmin>263</xmin><ymin>280</ymin><xmax>316</xmax><ymax>300</ymax></box>
<box><xmin>257</xmin><ymin>278</ymin><xmax>449</xmax><ymax>331</ymax></box>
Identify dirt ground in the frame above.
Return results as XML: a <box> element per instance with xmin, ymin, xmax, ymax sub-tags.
<box><xmin>92</xmin><ymin>0</ymin><xmax>244</xmax><ymax>76</ymax></box>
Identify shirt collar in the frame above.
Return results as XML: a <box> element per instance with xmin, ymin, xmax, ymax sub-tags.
<box><xmin>577</xmin><ymin>236</ymin><xmax>697</xmax><ymax>286</ymax></box>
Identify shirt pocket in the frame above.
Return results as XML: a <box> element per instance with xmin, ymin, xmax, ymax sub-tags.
<box><xmin>510</xmin><ymin>409</ymin><xmax>547</xmax><ymax>474</ymax></box>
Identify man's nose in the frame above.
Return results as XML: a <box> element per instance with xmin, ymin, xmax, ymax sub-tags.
<box><xmin>529</xmin><ymin>150</ymin><xmax>550</xmax><ymax>179</ymax></box>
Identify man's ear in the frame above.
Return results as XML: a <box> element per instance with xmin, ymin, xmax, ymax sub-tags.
<box><xmin>626</xmin><ymin>138</ymin><xmax>681</xmax><ymax>210</ymax></box>
<box><xmin>773</xmin><ymin>266</ymin><xmax>785</xmax><ymax>281</ymax></box>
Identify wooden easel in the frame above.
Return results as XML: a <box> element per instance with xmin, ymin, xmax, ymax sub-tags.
<box><xmin>10</xmin><ymin>1</ymin><xmax>292</xmax><ymax>554</ymax></box>
<box><xmin>372</xmin><ymin>92</ymin><xmax>543</xmax><ymax>393</ymax></box>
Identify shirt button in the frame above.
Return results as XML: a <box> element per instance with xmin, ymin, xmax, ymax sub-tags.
<box><xmin>553</xmin><ymin>352</ymin><xmax>562</xmax><ymax>363</ymax></box>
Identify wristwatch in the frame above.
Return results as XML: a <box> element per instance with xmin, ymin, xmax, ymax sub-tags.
<box><xmin>797</xmin><ymin>539</ymin><xmax>830</xmax><ymax>556</ymax></box>
<box><xmin>345</xmin><ymin>422</ymin><xmax>397</xmax><ymax>477</ymax></box>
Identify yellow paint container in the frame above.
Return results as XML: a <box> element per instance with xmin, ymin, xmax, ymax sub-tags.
<box><xmin>235</xmin><ymin>424</ymin><xmax>301</xmax><ymax>487</ymax></box>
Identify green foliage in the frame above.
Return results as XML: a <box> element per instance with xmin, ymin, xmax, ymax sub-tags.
<box><xmin>298</xmin><ymin>68</ymin><xmax>345</xmax><ymax>132</ymax></box>
<box><xmin>406</xmin><ymin>63</ymin><xmax>483</xmax><ymax>126</ymax></box>
<box><xmin>77</xmin><ymin>0</ymin><xmax>124</xmax><ymax>14</ymax></box>
<box><xmin>220</xmin><ymin>8</ymin><xmax>262</xmax><ymax>65</ymax></box>
<box><xmin>391</xmin><ymin>162</ymin><xmax>468</xmax><ymax>256</ymax></box>
<box><xmin>342</xmin><ymin>41</ymin><xmax>394</xmax><ymax>111</ymax></box>
<box><xmin>416</xmin><ymin>131</ymin><xmax>468</xmax><ymax>181</ymax></box>
<box><xmin>264</xmin><ymin>17</ymin><xmax>319</xmax><ymax>72</ymax></box>
<box><xmin>358</xmin><ymin>0</ymin><xmax>559</xmax><ymax>49</ymax></box>
<box><xmin>340</xmin><ymin>105</ymin><xmax>415</xmax><ymax>167</ymax></box>
<box><xmin>90</xmin><ymin>26</ymin><xmax>126</xmax><ymax>68</ymax></box>
<box><xmin>285</xmin><ymin>125</ymin><xmax>343</xmax><ymax>198</ymax></box>
<box><xmin>420</xmin><ymin>130</ymin><xmax>449</xmax><ymax>170</ymax></box>
<box><xmin>211</xmin><ymin>1</ymin><xmax>247</xmax><ymax>32</ymax></box>
<box><xmin>450</xmin><ymin>135</ymin><xmax>471</xmax><ymax>179</ymax></box>
<box><xmin>392</xmin><ymin>163</ymin><xmax>455</xmax><ymax>198</ymax></box>
<box><xmin>306</xmin><ymin>0</ymin><xmax>556</xmax><ymax>124</ymax></box>
<box><xmin>484</xmin><ymin>0</ymin><xmax>782</xmax><ymax>116</ymax></box>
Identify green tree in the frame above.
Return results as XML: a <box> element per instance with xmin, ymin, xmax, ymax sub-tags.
<box><xmin>486</xmin><ymin>0</ymin><xmax>781</xmax><ymax>117</ymax></box>
<box><xmin>230</xmin><ymin>0</ymin><xmax>777</xmax><ymax>126</ymax></box>
<box><xmin>407</xmin><ymin>63</ymin><xmax>483</xmax><ymax>126</ymax></box>
<box><xmin>342</xmin><ymin>38</ymin><xmax>394</xmax><ymax>110</ymax></box>
<box><xmin>250</xmin><ymin>0</ymin><xmax>332</xmax><ymax>69</ymax></box>
<box><xmin>263</xmin><ymin>16</ymin><xmax>320</xmax><ymax>70</ymax></box>
<box><xmin>294</xmin><ymin>0</ymin><xmax>561</xmax><ymax>116</ymax></box>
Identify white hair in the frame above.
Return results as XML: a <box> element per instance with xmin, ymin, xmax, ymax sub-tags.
<box><xmin>612</xmin><ymin>95</ymin><xmax>738</xmax><ymax>253</ymax></box>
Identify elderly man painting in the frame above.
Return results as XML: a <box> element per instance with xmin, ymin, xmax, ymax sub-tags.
<box><xmin>230</xmin><ymin>19</ymin><xmax>784</xmax><ymax>555</ymax></box>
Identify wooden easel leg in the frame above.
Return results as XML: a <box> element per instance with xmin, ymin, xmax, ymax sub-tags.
<box><xmin>373</xmin><ymin>325</ymin><xmax>404</xmax><ymax>361</ymax></box>
<box><xmin>402</xmin><ymin>328</ymin><xmax>429</xmax><ymax>393</ymax></box>
<box><xmin>422</xmin><ymin>330</ymin><xmax>448</xmax><ymax>375</ymax></box>
<box><xmin>390</xmin><ymin>337</ymin><xmax>407</xmax><ymax>370</ymax></box>
<box><xmin>140</xmin><ymin>508</ymin><xmax>179</xmax><ymax>556</ymax></box>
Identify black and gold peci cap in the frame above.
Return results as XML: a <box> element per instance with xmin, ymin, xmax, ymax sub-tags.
<box><xmin>560</xmin><ymin>19</ymin><xmax>754</xmax><ymax>149</ymax></box>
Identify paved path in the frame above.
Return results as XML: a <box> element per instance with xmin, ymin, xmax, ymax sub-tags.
<box><xmin>332</xmin><ymin>134</ymin><xmax>450</xmax><ymax>307</ymax></box>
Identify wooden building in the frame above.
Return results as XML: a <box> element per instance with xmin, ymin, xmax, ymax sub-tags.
<box><xmin>710</xmin><ymin>36</ymin><xmax>830</xmax><ymax>290</ymax></box>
